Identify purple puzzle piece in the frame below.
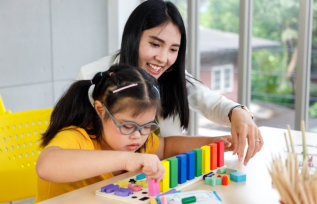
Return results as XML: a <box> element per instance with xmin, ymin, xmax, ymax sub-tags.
<box><xmin>114</xmin><ymin>187</ymin><xmax>133</xmax><ymax>197</ymax></box>
<box><xmin>101</xmin><ymin>184</ymin><xmax>119</xmax><ymax>193</ymax></box>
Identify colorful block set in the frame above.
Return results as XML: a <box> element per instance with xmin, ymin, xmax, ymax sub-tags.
<box><xmin>96</xmin><ymin>141</ymin><xmax>247</xmax><ymax>203</ymax></box>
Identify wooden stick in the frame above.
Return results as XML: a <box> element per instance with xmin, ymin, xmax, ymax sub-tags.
<box><xmin>304</xmin><ymin>181</ymin><xmax>314</xmax><ymax>204</ymax></box>
<box><xmin>284</xmin><ymin>132</ymin><xmax>290</xmax><ymax>153</ymax></box>
<box><xmin>286</xmin><ymin>125</ymin><xmax>295</xmax><ymax>154</ymax></box>
<box><xmin>301</xmin><ymin>120</ymin><xmax>307</xmax><ymax>161</ymax></box>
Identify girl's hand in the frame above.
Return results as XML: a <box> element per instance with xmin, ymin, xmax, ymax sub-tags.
<box><xmin>230</xmin><ymin>108</ymin><xmax>264</xmax><ymax>165</ymax></box>
<box><xmin>124</xmin><ymin>153</ymin><xmax>165</xmax><ymax>182</ymax></box>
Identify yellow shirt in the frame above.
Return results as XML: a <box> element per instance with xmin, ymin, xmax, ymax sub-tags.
<box><xmin>35</xmin><ymin>126</ymin><xmax>159</xmax><ymax>203</ymax></box>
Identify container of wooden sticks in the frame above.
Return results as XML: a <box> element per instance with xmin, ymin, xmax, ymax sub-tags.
<box><xmin>268</xmin><ymin>121</ymin><xmax>317</xmax><ymax>204</ymax></box>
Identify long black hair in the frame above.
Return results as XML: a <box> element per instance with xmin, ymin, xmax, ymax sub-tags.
<box><xmin>119</xmin><ymin>0</ymin><xmax>189</xmax><ymax>129</ymax></box>
<box><xmin>42</xmin><ymin>64</ymin><xmax>160</xmax><ymax>147</ymax></box>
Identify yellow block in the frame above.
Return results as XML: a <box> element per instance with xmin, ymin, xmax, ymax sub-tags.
<box><xmin>160</xmin><ymin>160</ymin><xmax>170</xmax><ymax>192</ymax></box>
<box><xmin>136</xmin><ymin>180</ymin><xmax>148</xmax><ymax>188</ymax></box>
<box><xmin>117</xmin><ymin>180</ymin><xmax>129</xmax><ymax>188</ymax></box>
<box><xmin>201</xmin><ymin>145</ymin><xmax>210</xmax><ymax>173</ymax></box>
<box><xmin>150</xmin><ymin>198</ymin><xmax>158</xmax><ymax>204</ymax></box>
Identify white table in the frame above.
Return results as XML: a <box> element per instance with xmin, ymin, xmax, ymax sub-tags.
<box><xmin>38</xmin><ymin>126</ymin><xmax>317</xmax><ymax>204</ymax></box>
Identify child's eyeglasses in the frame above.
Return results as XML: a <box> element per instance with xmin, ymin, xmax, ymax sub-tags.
<box><xmin>103</xmin><ymin>104</ymin><xmax>159</xmax><ymax>135</ymax></box>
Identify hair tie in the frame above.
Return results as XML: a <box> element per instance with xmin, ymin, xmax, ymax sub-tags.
<box><xmin>100</xmin><ymin>72</ymin><xmax>103</xmax><ymax>77</ymax></box>
<box><xmin>109</xmin><ymin>72</ymin><xmax>113</xmax><ymax>77</ymax></box>
<box><xmin>152</xmin><ymin>85</ymin><xmax>160</xmax><ymax>99</ymax></box>
<box><xmin>88</xmin><ymin>84</ymin><xmax>95</xmax><ymax>107</ymax></box>
<box><xmin>113</xmin><ymin>83</ymin><xmax>138</xmax><ymax>93</ymax></box>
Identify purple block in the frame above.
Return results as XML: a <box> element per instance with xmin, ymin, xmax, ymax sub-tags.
<box><xmin>101</xmin><ymin>184</ymin><xmax>119</xmax><ymax>193</ymax></box>
<box><xmin>158</xmin><ymin>188</ymin><xmax>177</xmax><ymax>197</ymax></box>
<box><xmin>114</xmin><ymin>187</ymin><xmax>133</xmax><ymax>197</ymax></box>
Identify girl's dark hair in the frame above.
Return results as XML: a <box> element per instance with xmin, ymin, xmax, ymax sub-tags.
<box><xmin>41</xmin><ymin>64</ymin><xmax>160</xmax><ymax>147</ymax></box>
<box><xmin>119</xmin><ymin>0</ymin><xmax>189</xmax><ymax>129</ymax></box>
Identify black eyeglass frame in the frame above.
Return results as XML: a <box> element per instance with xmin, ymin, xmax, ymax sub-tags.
<box><xmin>103</xmin><ymin>104</ymin><xmax>159</xmax><ymax>135</ymax></box>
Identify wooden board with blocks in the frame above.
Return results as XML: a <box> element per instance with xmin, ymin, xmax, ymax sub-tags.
<box><xmin>95</xmin><ymin>142</ymin><xmax>233</xmax><ymax>203</ymax></box>
<box><xmin>95</xmin><ymin>171</ymin><xmax>209</xmax><ymax>204</ymax></box>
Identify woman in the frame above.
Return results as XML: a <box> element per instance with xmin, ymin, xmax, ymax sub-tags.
<box><xmin>77</xmin><ymin>0</ymin><xmax>263</xmax><ymax>165</ymax></box>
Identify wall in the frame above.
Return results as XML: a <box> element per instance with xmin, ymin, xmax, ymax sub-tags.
<box><xmin>0</xmin><ymin>0</ymin><xmax>108</xmax><ymax>112</ymax></box>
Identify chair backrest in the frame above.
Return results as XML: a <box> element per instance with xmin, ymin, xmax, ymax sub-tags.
<box><xmin>0</xmin><ymin>108</ymin><xmax>53</xmax><ymax>202</ymax></box>
<box><xmin>0</xmin><ymin>94</ymin><xmax>11</xmax><ymax>115</ymax></box>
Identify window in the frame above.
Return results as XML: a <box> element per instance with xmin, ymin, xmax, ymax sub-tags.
<box><xmin>211</xmin><ymin>64</ymin><xmax>234</xmax><ymax>93</ymax></box>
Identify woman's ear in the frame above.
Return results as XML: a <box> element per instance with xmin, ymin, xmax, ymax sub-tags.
<box><xmin>94</xmin><ymin>100</ymin><xmax>105</xmax><ymax>119</ymax></box>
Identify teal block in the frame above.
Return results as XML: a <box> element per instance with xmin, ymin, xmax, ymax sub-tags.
<box><xmin>167</xmin><ymin>157</ymin><xmax>178</xmax><ymax>188</ymax></box>
<box><xmin>217</xmin><ymin>167</ymin><xmax>226</xmax><ymax>174</ymax></box>
<box><xmin>225</xmin><ymin>167</ymin><xmax>237</xmax><ymax>175</ymax></box>
<box><xmin>210</xmin><ymin>177</ymin><xmax>217</xmax><ymax>186</ymax></box>
<box><xmin>193</xmin><ymin>149</ymin><xmax>202</xmax><ymax>177</ymax></box>
<box><xmin>216</xmin><ymin>177</ymin><xmax>222</xmax><ymax>185</ymax></box>
<box><xmin>205</xmin><ymin>177</ymin><xmax>213</xmax><ymax>185</ymax></box>
<box><xmin>136</xmin><ymin>173</ymin><xmax>146</xmax><ymax>180</ymax></box>
<box><xmin>230</xmin><ymin>172</ymin><xmax>246</xmax><ymax>182</ymax></box>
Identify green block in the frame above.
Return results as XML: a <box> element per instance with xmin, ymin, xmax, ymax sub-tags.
<box><xmin>193</xmin><ymin>149</ymin><xmax>202</xmax><ymax>177</ymax></box>
<box><xmin>211</xmin><ymin>176</ymin><xmax>217</xmax><ymax>186</ymax></box>
<box><xmin>167</xmin><ymin>157</ymin><xmax>178</xmax><ymax>188</ymax></box>
<box><xmin>216</xmin><ymin>177</ymin><xmax>222</xmax><ymax>185</ymax></box>
<box><xmin>217</xmin><ymin>167</ymin><xmax>226</xmax><ymax>174</ymax></box>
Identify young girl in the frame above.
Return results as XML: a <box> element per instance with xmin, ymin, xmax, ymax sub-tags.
<box><xmin>77</xmin><ymin>0</ymin><xmax>263</xmax><ymax>166</ymax></box>
<box><xmin>35</xmin><ymin>64</ymin><xmax>232</xmax><ymax>202</ymax></box>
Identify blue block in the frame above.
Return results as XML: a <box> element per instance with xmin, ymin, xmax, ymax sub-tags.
<box><xmin>203</xmin><ymin>171</ymin><xmax>215</xmax><ymax>180</ymax></box>
<box><xmin>230</xmin><ymin>172</ymin><xmax>246</xmax><ymax>182</ymax></box>
<box><xmin>185</xmin><ymin>151</ymin><xmax>195</xmax><ymax>180</ymax></box>
<box><xmin>176</xmin><ymin>154</ymin><xmax>187</xmax><ymax>184</ymax></box>
<box><xmin>136</xmin><ymin>173</ymin><xmax>146</xmax><ymax>180</ymax></box>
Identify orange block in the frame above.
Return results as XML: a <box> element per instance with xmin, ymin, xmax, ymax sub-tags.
<box><xmin>208</xmin><ymin>143</ymin><xmax>217</xmax><ymax>170</ymax></box>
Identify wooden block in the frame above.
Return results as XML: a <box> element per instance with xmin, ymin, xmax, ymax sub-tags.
<box><xmin>222</xmin><ymin>175</ymin><xmax>229</xmax><ymax>185</ymax></box>
<box><xmin>208</xmin><ymin>143</ymin><xmax>217</xmax><ymax>170</ymax></box>
<box><xmin>135</xmin><ymin>180</ymin><xmax>148</xmax><ymax>188</ymax></box>
<box><xmin>225</xmin><ymin>166</ymin><xmax>237</xmax><ymax>175</ymax></box>
<box><xmin>185</xmin><ymin>151</ymin><xmax>195</xmax><ymax>180</ymax></box>
<box><xmin>167</xmin><ymin>157</ymin><xmax>178</xmax><ymax>188</ymax></box>
<box><xmin>216</xmin><ymin>177</ymin><xmax>222</xmax><ymax>185</ymax></box>
<box><xmin>202</xmin><ymin>171</ymin><xmax>214</xmax><ymax>180</ymax></box>
<box><xmin>160</xmin><ymin>160</ymin><xmax>170</xmax><ymax>192</ymax></box>
<box><xmin>193</xmin><ymin>148</ymin><xmax>202</xmax><ymax>177</ymax></box>
<box><xmin>217</xmin><ymin>167</ymin><xmax>226</xmax><ymax>174</ymax></box>
<box><xmin>176</xmin><ymin>154</ymin><xmax>187</xmax><ymax>184</ymax></box>
<box><xmin>210</xmin><ymin>176</ymin><xmax>217</xmax><ymax>186</ymax></box>
<box><xmin>136</xmin><ymin>173</ymin><xmax>146</xmax><ymax>180</ymax></box>
<box><xmin>150</xmin><ymin>198</ymin><xmax>158</xmax><ymax>204</ymax></box>
<box><xmin>230</xmin><ymin>171</ymin><xmax>246</xmax><ymax>182</ymax></box>
<box><xmin>216</xmin><ymin>141</ymin><xmax>224</xmax><ymax>167</ymax></box>
<box><xmin>201</xmin><ymin>145</ymin><xmax>210</xmax><ymax>174</ymax></box>
<box><xmin>117</xmin><ymin>180</ymin><xmax>129</xmax><ymax>188</ymax></box>
<box><xmin>205</xmin><ymin>177</ymin><xmax>213</xmax><ymax>185</ymax></box>
<box><xmin>148</xmin><ymin>179</ymin><xmax>160</xmax><ymax>196</ymax></box>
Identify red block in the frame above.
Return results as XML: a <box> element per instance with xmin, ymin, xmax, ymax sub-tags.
<box><xmin>208</xmin><ymin>143</ymin><xmax>217</xmax><ymax>170</ymax></box>
<box><xmin>222</xmin><ymin>175</ymin><xmax>228</xmax><ymax>185</ymax></box>
<box><xmin>216</xmin><ymin>141</ymin><xmax>224</xmax><ymax>167</ymax></box>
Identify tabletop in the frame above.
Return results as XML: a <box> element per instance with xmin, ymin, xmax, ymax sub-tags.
<box><xmin>37</xmin><ymin>126</ymin><xmax>317</xmax><ymax>204</ymax></box>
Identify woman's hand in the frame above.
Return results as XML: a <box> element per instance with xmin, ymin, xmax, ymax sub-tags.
<box><xmin>124</xmin><ymin>153</ymin><xmax>165</xmax><ymax>182</ymax></box>
<box><xmin>230</xmin><ymin>108</ymin><xmax>264</xmax><ymax>165</ymax></box>
<box><xmin>211</xmin><ymin>135</ymin><xmax>234</xmax><ymax>152</ymax></box>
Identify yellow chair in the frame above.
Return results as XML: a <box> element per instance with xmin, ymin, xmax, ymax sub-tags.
<box><xmin>0</xmin><ymin>108</ymin><xmax>53</xmax><ymax>202</ymax></box>
<box><xmin>0</xmin><ymin>94</ymin><xmax>11</xmax><ymax>115</ymax></box>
